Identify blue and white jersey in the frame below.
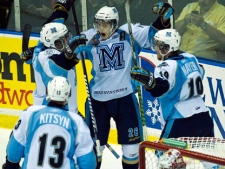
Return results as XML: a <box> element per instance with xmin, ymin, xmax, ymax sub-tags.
<box><xmin>154</xmin><ymin>53</ymin><xmax>208</xmax><ymax>122</ymax></box>
<box><xmin>32</xmin><ymin>45</ymin><xmax>78</xmax><ymax>113</ymax></box>
<box><xmin>6</xmin><ymin>105</ymin><xmax>96</xmax><ymax>169</ymax></box>
<box><xmin>81</xmin><ymin>23</ymin><xmax>157</xmax><ymax>101</ymax></box>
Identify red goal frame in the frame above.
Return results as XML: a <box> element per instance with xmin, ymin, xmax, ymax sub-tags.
<box><xmin>139</xmin><ymin>141</ymin><xmax>225</xmax><ymax>169</ymax></box>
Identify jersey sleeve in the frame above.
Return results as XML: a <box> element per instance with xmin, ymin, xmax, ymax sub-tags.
<box><xmin>153</xmin><ymin>60</ymin><xmax>177</xmax><ymax>98</ymax></box>
<box><xmin>6</xmin><ymin>109</ymin><xmax>29</xmax><ymax>163</ymax></box>
<box><xmin>71</xmin><ymin>114</ymin><xmax>96</xmax><ymax>169</ymax></box>
<box><xmin>119</xmin><ymin>23</ymin><xmax>157</xmax><ymax>49</ymax></box>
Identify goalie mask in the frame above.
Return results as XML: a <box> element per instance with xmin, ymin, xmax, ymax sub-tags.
<box><xmin>94</xmin><ymin>6</ymin><xmax>119</xmax><ymax>40</ymax></box>
<box><xmin>153</xmin><ymin>29</ymin><xmax>181</xmax><ymax>60</ymax></box>
<box><xmin>46</xmin><ymin>76</ymin><xmax>71</xmax><ymax>104</ymax></box>
<box><xmin>40</xmin><ymin>22</ymin><xmax>71</xmax><ymax>51</ymax></box>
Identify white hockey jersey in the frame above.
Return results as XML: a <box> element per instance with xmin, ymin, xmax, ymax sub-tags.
<box><xmin>81</xmin><ymin>23</ymin><xmax>157</xmax><ymax>101</ymax></box>
<box><xmin>32</xmin><ymin>44</ymin><xmax>78</xmax><ymax>113</ymax></box>
<box><xmin>6</xmin><ymin>105</ymin><xmax>96</xmax><ymax>169</ymax></box>
<box><xmin>154</xmin><ymin>53</ymin><xmax>208</xmax><ymax>122</ymax></box>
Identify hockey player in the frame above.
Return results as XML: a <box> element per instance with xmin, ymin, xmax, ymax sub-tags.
<box><xmin>3</xmin><ymin>76</ymin><xmax>96</xmax><ymax>169</ymax></box>
<box><xmin>80</xmin><ymin>3</ymin><xmax>174</xmax><ymax>169</ymax></box>
<box><xmin>130</xmin><ymin>29</ymin><xmax>214</xmax><ymax>139</ymax></box>
<box><xmin>20</xmin><ymin>0</ymin><xmax>87</xmax><ymax>113</ymax></box>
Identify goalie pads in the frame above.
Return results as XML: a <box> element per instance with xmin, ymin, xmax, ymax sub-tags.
<box><xmin>65</xmin><ymin>34</ymin><xmax>87</xmax><ymax>59</ymax></box>
<box><xmin>130</xmin><ymin>66</ymin><xmax>156</xmax><ymax>90</ymax></box>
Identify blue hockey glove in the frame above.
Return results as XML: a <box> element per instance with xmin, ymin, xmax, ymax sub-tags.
<box><xmin>152</xmin><ymin>2</ymin><xmax>174</xmax><ymax>20</ymax></box>
<box><xmin>130</xmin><ymin>66</ymin><xmax>156</xmax><ymax>90</ymax></box>
<box><xmin>65</xmin><ymin>34</ymin><xmax>87</xmax><ymax>59</ymax></box>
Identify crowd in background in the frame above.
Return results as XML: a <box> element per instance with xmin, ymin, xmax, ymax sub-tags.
<box><xmin>0</xmin><ymin>0</ymin><xmax>225</xmax><ymax>61</ymax></box>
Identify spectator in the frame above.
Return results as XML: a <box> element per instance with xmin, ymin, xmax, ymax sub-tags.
<box><xmin>130</xmin><ymin>28</ymin><xmax>214</xmax><ymax>140</ymax></box>
<box><xmin>0</xmin><ymin>0</ymin><xmax>13</xmax><ymax>29</ymax></box>
<box><xmin>3</xmin><ymin>76</ymin><xmax>96</xmax><ymax>169</ymax></box>
<box><xmin>175</xmin><ymin>0</ymin><xmax>225</xmax><ymax>60</ymax></box>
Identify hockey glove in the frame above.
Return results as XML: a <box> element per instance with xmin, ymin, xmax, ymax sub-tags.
<box><xmin>43</xmin><ymin>0</ymin><xmax>75</xmax><ymax>24</ymax></box>
<box><xmin>20</xmin><ymin>47</ymin><xmax>35</xmax><ymax>62</ymax></box>
<box><xmin>152</xmin><ymin>2</ymin><xmax>174</xmax><ymax>20</ymax></box>
<box><xmin>65</xmin><ymin>34</ymin><xmax>87</xmax><ymax>59</ymax></box>
<box><xmin>130</xmin><ymin>66</ymin><xmax>156</xmax><ymax>90</ymax></box>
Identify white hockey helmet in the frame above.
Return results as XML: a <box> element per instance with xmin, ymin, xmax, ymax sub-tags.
<box><xmin>40</xmin><ymin>22</ymin><xmax>69</xmax><ymax>48</ymax></box>
<box><xmin>46</xmin><ymin>76</ymin><xmax>71</xmax><ymax>103</ymax></box>
<box><xmin>94</xmin><ymin>6</ymin><xmax>119</xmax><ymax>33</ymax></box>
<box><xmin>154</xmin><ymin>29</ymin><xmax>181</xmax><ymax>52</ymax></box>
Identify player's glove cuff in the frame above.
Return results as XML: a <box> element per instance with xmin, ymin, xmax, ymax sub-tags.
<box><xmin>145</xmin><ymin>71</ymin><xmax>156</xmax><ymax>90</ymax></box>
<box><xmin>152</xmin><ymin>16</ymin><xmax>171</xmax><ymax>30</ymax></box>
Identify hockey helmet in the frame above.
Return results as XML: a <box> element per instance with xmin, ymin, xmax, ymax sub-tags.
<box><xmin>46</xmin><ymin>76</ymin><xmax>71</xmax><ymax>103</ymax></box>
<box><xmin>153</xmin><ymin>29</ymin><xmax>181</xmax><ymax>52</ymax></box>
<box><xmin>94</xmin><ymin>6</ymin><xmax>119</xmax><ymax>35</ymax></box>
<box><xmin>40</xmin><ymin>22</ymin><xmax>70</xmax><ymax>49</ymax></box>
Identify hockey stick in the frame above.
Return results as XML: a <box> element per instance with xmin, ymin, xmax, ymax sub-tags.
<box><xmin>77</xmin><ymin>112</ymin><xmax>120</xmax><ymax>159</ymax></box>
<box><xmin>70</xmin><ymin>0</ymin><xmax>120</xmax><ymax>159</ymax></box>
<box><xmin>22</xmin><ymin>24</ymin><xmax>32</xmax><ymax>51</ymax></box>
<box><xmin>125</xmin><ymin>0</ymin><xmax>148</xmax><ymax>141</ymax></box>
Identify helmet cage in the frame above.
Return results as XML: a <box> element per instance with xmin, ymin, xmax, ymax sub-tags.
<box><xmin>153</xmin><ymin>39</ymin><xmax>170</xmax><ymax>51</ymax></box>
<box><xmin>54</xmin><ymin>31</ymin><xmax>72</xmax><ymax>51</ymax></box>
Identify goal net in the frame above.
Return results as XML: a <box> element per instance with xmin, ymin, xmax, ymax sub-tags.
<box><xmin>139</xmin><ymin>137</ymin><xmax>225</xmax><ymax>169</ymax></box>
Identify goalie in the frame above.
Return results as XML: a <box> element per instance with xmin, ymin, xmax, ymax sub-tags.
<box><xmin>130</xmin><ymin>28</ymin><xmax>214</xmax><ymax>140</ymax></box>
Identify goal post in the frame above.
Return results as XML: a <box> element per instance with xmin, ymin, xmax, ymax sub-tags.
<box><xmin>139</xmin><ymin>137</ymin><xmax>225</xmax><ymax>169</ymax></box>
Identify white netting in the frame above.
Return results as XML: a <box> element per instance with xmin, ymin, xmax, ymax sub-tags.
<box><xmin>140</xmin><ymin>137</ymin><xmax>225</xmax><ymax>169</ymax></box>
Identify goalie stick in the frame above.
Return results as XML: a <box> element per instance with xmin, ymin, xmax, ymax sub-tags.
<box><xmin>70</xmin><ymin>0</ymin><xmax>120</xmax><ymax>159</ymax></box>
<box><xmin>22</xmin><ymin>24</ymin><xmax>32</xmax><ymax>52</ymax></box>
<box><xmin>125</xmin><ymin>0</ymin><xmax>148</xmax><ymax>141</ymax></box>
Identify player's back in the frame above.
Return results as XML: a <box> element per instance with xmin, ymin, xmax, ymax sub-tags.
<box><xmin>22</xmin><ymin>105</ymin><xmax>79</xmax><ymax>168</ymax></box>
<box><xmin>157</xmin><ymin>53</ymin><xmax>208</xmax><ymax>121</ymax></box>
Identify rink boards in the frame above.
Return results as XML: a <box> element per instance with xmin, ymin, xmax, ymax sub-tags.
<box><xmin>0</xmin><ymin>33</ymin><xmax>225</xmax><ymax>143</ymax></box>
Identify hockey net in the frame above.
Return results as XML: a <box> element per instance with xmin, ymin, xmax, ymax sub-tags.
<box><xmin>139</xmin><ymin>137</ymin><xmax>225</xmax><ymax>169</ymax></box>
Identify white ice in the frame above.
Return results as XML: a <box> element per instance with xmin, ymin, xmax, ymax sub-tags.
<box><xmin>0</xmin><ymin>128</ymin><xmax>123</xmax><ymax>169</ymax></box>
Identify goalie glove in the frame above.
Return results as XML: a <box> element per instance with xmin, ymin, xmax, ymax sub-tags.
<box><xmin>65</xmin><ymin>34</ymin><xmax>87</xmax><ymax>59</ymax></box>
<box><xmin>130</xmin><ymin>66</ymin><xmax>156</xmax><ymax>90</ymax></box>
<box><xmin>20</xmin><ymin>47</ymin><xmax>35</xmax><ymax>62</ymax></box>
<box><xmin>152</xmin><ymin>2</ymin><xmax>174</xmax><ymax>20</ymax></box>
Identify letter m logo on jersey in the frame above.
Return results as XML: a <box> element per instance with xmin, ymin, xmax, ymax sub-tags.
<box><xmin>97</xmin><ymin>43</ymin><xmax>125</xmax><ymax>71</ymax></box>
